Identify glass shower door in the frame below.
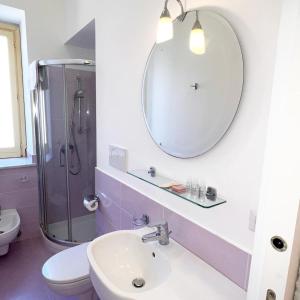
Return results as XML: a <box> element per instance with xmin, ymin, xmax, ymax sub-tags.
<box><xmin>65</xmin><ymin>65</ymin><xmax>96</xmax><ymax>242</ymax></box>
<box><xmin>37</xmin><ymin>65</ymin><xmax>70</xmax><ymax>241</ymax></box>
<box><xmin>35</xmin><ymin>60</ymin><xmax>97</xmax><ymax>245</ymax></box>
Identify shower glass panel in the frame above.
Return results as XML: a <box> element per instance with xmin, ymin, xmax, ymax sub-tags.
<box><xmin>65</xmin><ymin>65</ymin><xmax>96</xmax><ymax>243</ymax></box>
<box><xmin>34</xmin><ymin>60</ymin><xmax>96</xmax><ymax>245</ymax></box>
<box><xmin>43</xmin><ymin>65</ymin><xmax>69</xmax><ymax>241</ymax></box>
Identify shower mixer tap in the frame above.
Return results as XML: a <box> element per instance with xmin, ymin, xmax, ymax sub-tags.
<box><xmin>59</xmin><ymin>144</ymin><xmax>75</xmax><ymax>168</ymax></box>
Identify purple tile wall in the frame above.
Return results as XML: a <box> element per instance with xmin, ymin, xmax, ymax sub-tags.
<box><xmin>95</xmin><ymin>169</ymin><xmax>251</xmax><ymax>291</ymax></box>
<box><xmin>0</xmin><ymin>166</ymin><xmax>40</xmax><ymax>241</ymax></box>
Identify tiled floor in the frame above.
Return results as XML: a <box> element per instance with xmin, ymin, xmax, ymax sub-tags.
<box><xmin>0</xmin><ymin>238</ymin><xmax>76</xmax><ymax>300</ymax></box>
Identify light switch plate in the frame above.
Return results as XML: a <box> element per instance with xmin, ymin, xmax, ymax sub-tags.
<box><xmin>109</xmin><ymin>145</ymin><xmax>127</xmax><ymax>172</ymax></box>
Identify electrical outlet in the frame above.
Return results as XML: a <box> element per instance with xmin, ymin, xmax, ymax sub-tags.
<box><xmin>109</xmin><ymin>145</ymin><xmax>127</xmax><ymax>172</ymax></box>
<box><xmin>249</xmin><ymin>210</ymin><xmax>257</xmax><ymax>232</ymax></box>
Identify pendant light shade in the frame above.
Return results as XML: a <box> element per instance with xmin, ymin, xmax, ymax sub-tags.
<box><xmin>157</xmin><ymin>5</ymin><xmax>173</xmax><ymax>43</ymax></box>
<box><xmin>190</xmin><ymin>11</ymin><xmax>206</xmax><ymax>55</ymax></box>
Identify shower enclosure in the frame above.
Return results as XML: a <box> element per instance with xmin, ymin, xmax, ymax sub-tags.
<box><xmin>33</xmin><ymin>59</ymin><xmax>96</xmax><ymax>246</ymax></box>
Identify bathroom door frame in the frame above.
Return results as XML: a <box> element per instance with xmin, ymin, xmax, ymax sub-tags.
<box><xmin>247</xmin><ymin>1</ymin><xmax>300</xmax><ymax>299</ymax></box>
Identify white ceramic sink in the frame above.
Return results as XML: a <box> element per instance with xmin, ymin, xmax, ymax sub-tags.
<box><xmin>87</xmin><ymin>228</ymin><xmax>247</xmax><ymax>300</ymax></box>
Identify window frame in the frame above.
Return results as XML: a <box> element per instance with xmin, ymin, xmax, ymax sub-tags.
<box><xmin>0</xmin><ymin>22</ymin><xmax>26</xmax><ymax>158</ymax></box>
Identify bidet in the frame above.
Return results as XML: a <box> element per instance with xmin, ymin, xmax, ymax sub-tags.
<box><xmin>0</xmin><ymin>209</ymin><xmax>20</xmax><ymax>255</ymax></box>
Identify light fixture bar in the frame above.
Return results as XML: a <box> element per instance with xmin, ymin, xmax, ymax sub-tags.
<box><xmin>175</xmin><ymin>0</ymin><xmax>187</xmax><ymax>22</ymax></box>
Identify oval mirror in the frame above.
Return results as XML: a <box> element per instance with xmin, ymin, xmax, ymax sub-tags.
<box><xmin>142</xmin><ymin>10</ymin><xmax>243</xmax><ymax>158</ymax></box>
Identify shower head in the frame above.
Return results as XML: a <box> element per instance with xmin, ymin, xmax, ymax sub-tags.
<box><xmin>74</xmin><ymin>89</ymin><xmax>84</xmax><ymax>100</ymax></box>
<box><xmin>74</xmin><ymin>75</ymin><xmax>84</xmax><ymax>100</ymax></box>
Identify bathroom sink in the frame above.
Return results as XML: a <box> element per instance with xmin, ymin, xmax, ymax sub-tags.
<box><xmin>87</xmin><ymin>229</ymin><xmax>171</xmax><ymax>299</ymax></box>
<box><xmin>87</xmin><ymin>228</ymin><xmax>247</xmax><ymax>300</ymax></box>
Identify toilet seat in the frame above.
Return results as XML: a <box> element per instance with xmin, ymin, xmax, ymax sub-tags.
<box><xmin>42</xmin><ymin>242</ymin><xmax>90</xmax><ymax>284</ymax></box>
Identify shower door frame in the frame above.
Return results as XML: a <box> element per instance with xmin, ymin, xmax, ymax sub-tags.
<box><xmin>33</xmin><ymin>59</ymin><xmax>95</xmax><ymax>246</ymax></box>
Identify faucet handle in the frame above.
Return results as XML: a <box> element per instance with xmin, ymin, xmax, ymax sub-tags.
<box><xmin>148</xmin><ymin>221</ymin><xmax>169</xmax><ymax>232</ymax></box>
<box><xmin>148</xmin><ymin>221</ymin><xmax>172</xmax><ymax>245</ymax></box>
<box><xmin>147</xmin><ymin>221</ymin><xmax>164</xmax><ymax>228</ymax></box>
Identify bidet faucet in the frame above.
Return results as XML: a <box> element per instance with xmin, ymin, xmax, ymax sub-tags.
<box><xmin>141</xmin><ymin>222</ymin><xmax>171</xmax><ymax>245</ymax></box>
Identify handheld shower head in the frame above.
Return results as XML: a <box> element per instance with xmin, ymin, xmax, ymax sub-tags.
<box><xmin>74</xmin><ymin>89</ymin><xmax>84</xmax><ymax>99</ymax></box>
<box><xmin>74</xmin><ymin>76</ymin><xmax>84</xmax><ymax>100</ymax></box>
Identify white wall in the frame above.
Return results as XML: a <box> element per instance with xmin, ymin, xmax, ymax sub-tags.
<box><xmin>64</xmin><ymin>0</ymin><xmax>96</xmax><ymax>42</ymax></box>
<box><xmin>0</xmin><ymin>0</ymin><xmax>94</xmax><ymax>62</ymax></box>
<box><xmin>63</xmin><ymin>0</ymin><xmax>282</xmax><ymax>251</ymax></box>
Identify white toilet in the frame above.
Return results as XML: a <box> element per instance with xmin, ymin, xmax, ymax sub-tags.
<box><xmin>42</xmin><ymin>242</ymin><xmax>97</xmax><ymax>300</ymax></box>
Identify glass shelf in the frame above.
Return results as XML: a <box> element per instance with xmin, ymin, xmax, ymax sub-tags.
<box><xmin>128</xmin><ymin>169</ymin><xmax>226</xmax><ymax>209</ymax></box>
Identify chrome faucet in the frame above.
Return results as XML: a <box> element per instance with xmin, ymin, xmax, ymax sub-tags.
<box><xmin>142</xmin><ymin>222</ymin><xmax>171</xmax><ymax>245</ymax></box>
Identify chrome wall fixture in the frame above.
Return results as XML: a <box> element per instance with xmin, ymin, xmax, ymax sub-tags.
<box><xmin>157</xmin><ymin>0</ymin><xmax>206</xmax><ymax>55</ymax></box>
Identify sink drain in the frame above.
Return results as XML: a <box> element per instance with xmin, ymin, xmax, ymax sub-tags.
<box><xmin>132</xmin><ymin>278</ymin><xmax>146</xmax><ymax>288</ymax></box>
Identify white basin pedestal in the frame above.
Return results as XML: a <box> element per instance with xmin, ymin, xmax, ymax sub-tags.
<box><xmin>87</xmin><ymin>228</ymin><xmax>247</xmax><ymax>300</ymax></box>
<box><xmin>0</xmin><ymin>209</ymin><xmax>20</xmax><ymax>256</ymax></box>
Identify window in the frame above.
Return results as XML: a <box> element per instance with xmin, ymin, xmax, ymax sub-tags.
<box><xmin>0</xmin><ymin>22</ymin><xmax>26</xmax><ymax>158</ymax></box>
